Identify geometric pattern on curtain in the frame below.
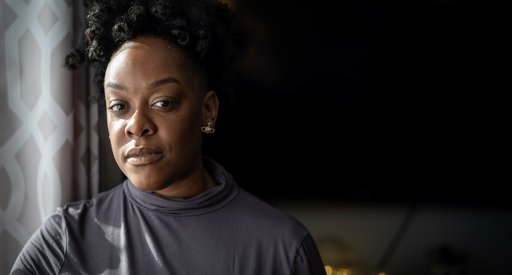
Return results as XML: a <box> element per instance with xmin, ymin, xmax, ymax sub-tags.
<box><xmin>0</xmin><ymin>0</ymin><xmax>98</xmax><ymax>273</ymax></box>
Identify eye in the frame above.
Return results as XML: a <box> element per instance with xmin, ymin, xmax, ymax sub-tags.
<box><xmin>151</xmin><ymin>98</ymin><xmax>177</xmax><ymax>110</ymax></box>
<box><xmin>108</xmin><ymin>103</ymin><xmax>127</xmax><ymax>112</ymax></box>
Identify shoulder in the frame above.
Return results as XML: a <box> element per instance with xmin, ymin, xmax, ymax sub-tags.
<box><xmin>11</xmin><ymin>184</ymin><xmax>126</xmax><ymax>274</ymax></box>
<box><xmin>60</xmin><ymin>183</ymin><xmax>125</xmax><ymax>220</ymax></box>
<box><xmin>11</xmin><ymin>213</ymin><xmax>67</xmax><ymax>274</ymax></box>
<box><xmin>225</xmin><ymin>190</ymin><xmax>326</xmax><ymax>273</ymax></box>
<box><xmin>229</xmin><ymin>189</ymin><xmax>310</xmax><ymax>239</ymax></box>
<box><xmin>233</xmin><ymin>189</ymin><xmax>302</xmax><ymax>223</ymax></box>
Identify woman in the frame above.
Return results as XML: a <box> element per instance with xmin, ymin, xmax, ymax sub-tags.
<box><xmin>11</xmin><ymin>0</ymin><xmax>326</xmax><ymax>274</ymax></box>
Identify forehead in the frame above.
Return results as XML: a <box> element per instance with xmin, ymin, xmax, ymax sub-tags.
<box><xmin>109</xmin><ymin>37</ymin><xmax>185</xmax><ymax>71</ymax></box>
<box><xmin>114</xmin><ymin>36</ymin><xmax>180</xmax><ymax>57</ymax></box>
<box><xmin>104</xmin><ymin>36</ymin><xmax>202</xmax><ymax>89</ymax></box>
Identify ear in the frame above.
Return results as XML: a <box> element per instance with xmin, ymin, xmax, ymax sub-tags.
<box><xmin>201</xmin><ymin>90</ymin><xmax>219</xmax><ymax>125</ymax></box>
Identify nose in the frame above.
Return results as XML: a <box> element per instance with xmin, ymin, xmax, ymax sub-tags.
<box><xmin>125</xmin><ymin>109</ymin><xmax>156</xmax><ymax>138</ymax></box>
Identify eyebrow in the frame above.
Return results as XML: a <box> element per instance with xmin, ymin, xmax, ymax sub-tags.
<box><xmin>146</xmin><ymin>76</ymin><xmax>181</xmax><ymax>89</ymax></box>
<box><xmin>105</xmin><ymin>76</ymin><xmax>180</xmax><ymax>91</ymax></box>
<box><xmin>105</xmin><ymin>82</ymin><xmax>126</xmax><ymax>90</ymax></box>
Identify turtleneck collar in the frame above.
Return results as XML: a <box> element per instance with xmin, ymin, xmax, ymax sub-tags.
<box><xmin>124</xmin><ymin>158</ymin><xmax>239</xmax><ymax>216</ymax></box>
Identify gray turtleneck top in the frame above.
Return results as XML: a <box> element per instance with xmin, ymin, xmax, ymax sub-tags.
<box><xmin>11</xmin><ymin>159</ymin><xmax>326</xmax><ymax>274</ymax></box>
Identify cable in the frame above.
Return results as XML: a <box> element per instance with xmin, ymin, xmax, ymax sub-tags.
<box><xmin>376</xmin><ymin>203</ymin><xmax>417</xmax><ymax>269</ymax></box>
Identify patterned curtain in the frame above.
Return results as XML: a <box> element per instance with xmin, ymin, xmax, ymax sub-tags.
<box><xmin>0</xmin><ymin>0</ymin><xmax>99</xmax><ymax>273</ymax></box>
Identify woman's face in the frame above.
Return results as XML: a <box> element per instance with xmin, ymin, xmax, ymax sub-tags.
<box><xmin>104</xmin><ymin>36</ymin><xmax>217</xmax><ymax>194</ymax></box>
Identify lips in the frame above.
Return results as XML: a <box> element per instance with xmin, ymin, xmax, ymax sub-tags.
<box><xmin>125</xmin><ymin>147</ymin><xmax>163</xmax><ymax>166</ymax></box>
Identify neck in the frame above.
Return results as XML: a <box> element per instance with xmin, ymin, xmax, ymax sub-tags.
<box><xmin>154</xmin><ymin>164</ymin><xmax>215</xmax><ymax>199</ymax></box>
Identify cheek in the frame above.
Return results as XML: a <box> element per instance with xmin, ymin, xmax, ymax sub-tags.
<box><xmin>164</xmin><ymin>116</ymin><xmax>201</xmax><ymax>149</ymax></box>
<box><xmin>107</xmin><ymin>118</ymin><xmax>127</xmax><ymax>147</ymax></box>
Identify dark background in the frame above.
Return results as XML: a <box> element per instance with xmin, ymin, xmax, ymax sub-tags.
<box><xmin>204</xmin><ymin>0</ymin><xmax>506</xmax><ymax>206</ymax></box>
<box><xmin>89</xmin><ymin>1</ymin><xmax>508</xmax><ymax>273</ymax></box>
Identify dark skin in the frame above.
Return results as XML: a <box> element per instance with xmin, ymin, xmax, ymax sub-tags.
<box><xmin>104</xmin><ymin>36</ymin><xmax>219</xmax><ymax>198</ymax></box>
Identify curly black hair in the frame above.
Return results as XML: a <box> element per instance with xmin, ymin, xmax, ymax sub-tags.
<box><xmin>66</xmin><ymin>0</ymin><xmax>239</xmax><ymax>102</ymax></box>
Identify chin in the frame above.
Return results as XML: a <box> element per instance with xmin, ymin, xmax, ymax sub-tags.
<box><xmin>129</xmin><ymin>176</ymin><xmax>170</xmax><ymax>192</ymax></box>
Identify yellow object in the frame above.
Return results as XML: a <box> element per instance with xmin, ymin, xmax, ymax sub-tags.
<box><xmin>336</xmin><ymin>268</ymin><xmax>351</xmax><ymax>275</ymax></box>
<box><xmin>324</xmin><ymin>265</ymin><xmax>352</xmax><ymax>275</ymax></box>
